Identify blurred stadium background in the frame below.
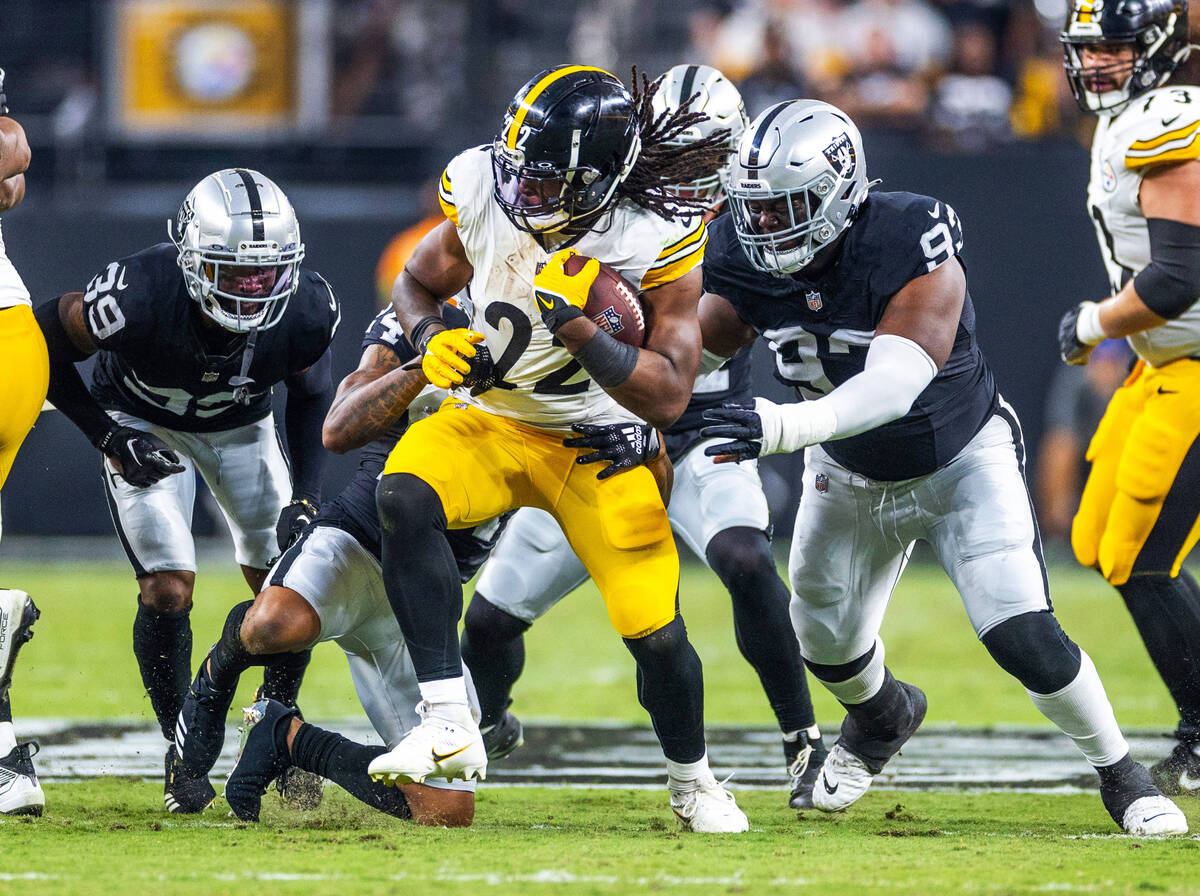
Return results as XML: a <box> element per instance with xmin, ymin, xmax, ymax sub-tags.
<box><xmin>0</xmin><ymin>0</ymin><xmax>1119</xmax><ymax>547</ymax></box>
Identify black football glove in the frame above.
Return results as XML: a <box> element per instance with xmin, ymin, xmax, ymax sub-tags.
<box><xmin>700</xmin><ymin>403</ymin><xmax>764</xmax><ymax>463</ymax></box>
<box><xmin>1057</xmin><ymin>302</ymin><xmax>1096</xmax><ymax>366</ymax></box>
<box><xmin>459</xmin><ymin>342</ymin><xmax>497</xmax><ymax>396</ymax></box>
<box><xmin>276</xmin><ymin>498</ymin><xmax>319</xmax><ymax>553</ymax></box>
<box><xmin>563</xmin><ymin>422</ymin><xmax>660</xmax><ymax>480</ymax></box>
<box><xmin>94</xmin><ymin>426</ymin><xmax>186</xmax><ymax>488</ymax></box>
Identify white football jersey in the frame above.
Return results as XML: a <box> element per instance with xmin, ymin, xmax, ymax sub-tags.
<box><xmin>0</xmin><ymin>221</ymin><xmax>30</xmax><ymax>309</ymax></box>
<box><xmin>437</xmin><ymin>146</ymin><xmax>706</xmax><ymax>430</ymax></box>
<box><xmin>1088</xmin><ymin>84</ymin><xmax>1200</xmax><ymax>366</ymax></box>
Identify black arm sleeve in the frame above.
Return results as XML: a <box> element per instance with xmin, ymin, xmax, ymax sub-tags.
<box><xmin>33</xmin><ymin>297</ymin><xmax>114</xmax><ymax>446</ymax></box>
<box><xmin>1132</xmin><ymin>218</ymin><xmax>1200</xmax><ymax>319</ymax></box>
<box><xmin>283</xmin><ymin>349</ymin><xmax>333</xmax><ymax>502</ymax></box>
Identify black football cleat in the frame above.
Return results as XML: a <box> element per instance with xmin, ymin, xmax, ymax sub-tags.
<box><xmin>1150</xmin><ymin>741</ymin><xmax>1200</xmax><ymax>797</ymax></box>
<box><xmin>785</xmin><ymin>729</ymin><xmax>828</xmax><ymax>810</ymax></box>
<box><xmin>0</xmin><ymin>590</ymin><xmax>40</xmax><ymax>699</ymax></box>
<box><xmin>1099</xmin><ymin>754</ymin><xmax>1187</xmax><ymax>835</ymax></box>
<box><xmin>224</xmin><ymin>699</ymin><xmax>299</xmax><ymax>822</ymax></box>
<box><xmin>164</xmin><ymin>744</ymin><xmax>216</xmax><ymax>814</ymax></box>
<box><xmin>176</xmin><ymin>660</ymin><xmax>236</xmax><ymax>779</ymax></box>
<box><xmin>481</xmin><ymin>710</ymin><xmax>525</xmax><ymax>761</ymax></box>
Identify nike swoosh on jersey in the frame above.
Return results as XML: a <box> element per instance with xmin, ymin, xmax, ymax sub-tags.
<box><xmin>1162</xmin><ymin>115</ymin><xmax>1182</xmax><ymax>127</ymax></box>
<box><xmin>928</xmin><ymin>202</ymin><xmax>941</xmax><ymax>218</ymax></box>
<box><xmin>431</xmin><ymin>744</ymin><xmax>471</xmax><ymax>764</ymax></box>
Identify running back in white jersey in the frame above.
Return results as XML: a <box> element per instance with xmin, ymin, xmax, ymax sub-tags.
<box><xmin>437</xmin><ymin>146</ymin><xmax>707</xmax><ymax>430</ymax></box>
<box><xmin>0</xmin><ymin>221</ymin><xmax>30</xmax><ymax>309</ymax></box>
<box><xmin>1088</xmin><ymin>84</ymin><xmax>1200</xmax><ymax>366</ymax></box>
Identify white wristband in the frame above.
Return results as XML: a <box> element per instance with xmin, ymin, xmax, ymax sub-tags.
<box><xmin>1076</xmin><ymin>301</ymin><xmax>1107</xmax><ymax>346</ymax></box>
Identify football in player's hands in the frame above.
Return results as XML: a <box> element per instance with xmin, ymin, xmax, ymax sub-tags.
<box><xmin>563</xmin><ymin>254</ymin><xmax>646</xmax><ymax>347</ymax></box>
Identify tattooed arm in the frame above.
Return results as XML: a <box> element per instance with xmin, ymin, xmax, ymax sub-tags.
<box><xmin>322</xmin><ymin>343</ymin><xmax>430</xmax><ymax>454</ymax></box>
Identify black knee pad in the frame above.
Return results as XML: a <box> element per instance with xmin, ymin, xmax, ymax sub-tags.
<box><xmin>981</xmin><ymin>611</ymin><xmax>1081</xmax><ymax>694</ymax></box>
<box><xmin>376</xmin><ymin>473</ymin><xmax>446</xmax><ymax>537</ymax></box>
<box><xmin>705</xmin><ymin>527</ymin><xmax>774</xmax><ymax>587</ymax></box>
<box><xmin>463</xmin><ymin>593</ymin><xmax>531</xmax><ymax>647</ymax></box>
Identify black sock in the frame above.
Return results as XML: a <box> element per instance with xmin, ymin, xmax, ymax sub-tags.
<box><xmin>624</xmin><ymin>616</ymin><xmax>706</xmax><ymax>763</ymax></box>
<box><xmin>133</xmin><ymin>597</ymin><xmax>192</xmax><ymax>741</ymax></box>
<box><xmin>259</xmin><ymin>649</ymin><xmax>312</xmax><ymax>708</ymax></box>
<box><xmin>208</xmin><ymin>601</ymin><xmax>255</xmax><ymax>692</ymax></box>
<box><xmin>461</xmin><ymin>594</ymin><xmax>530</xmax><ymax>728</ymax></box>
<box><xmin>1117</xmin><ymin>572</ymin><xmax>1200</xmax><ymax>730</ymax></box>
<box><xmin>290</xmin><ymin>722</ymin><xmax>411</xmax><ymax>819</ymax></box>
<box><xmin>0</xmin><ymin>692</ymin><xmax>11</xmax><ymax>724</ymax></box>
<box><xmin>377</xmin><ymin>473</ymin><xmax>465</xmax><ymax>681</ymax></box>
<box><xmin>707</xmin><ymin>527</ymin><xmax>816</xmax><ymax>732</ymax></box>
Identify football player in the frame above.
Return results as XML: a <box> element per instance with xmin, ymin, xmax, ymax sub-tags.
<box><xmin>460</xmin><ymin>64</ymin><xmax>829</xmax><ymax>808</ymax></box>
<box><xmin>34</xmin><ymin>169</ymin><xmax>340</xmax><ymax>813</ymax></box>
<box><xmin>0</xmin><ymin>69</ymin><xmax>46</xmax><ymax>816</ymax></box>
<box><xmin>181</xmin><ymin>303</ymin><xmax>499</xmax><ymax>826</ymax></box>
<box><xmin>697</xmin><ymin>100</ymin><xmax>1187</xmax><ymax>835</ymax></box>
<box><xmin>367</xmin><ymin>65</ymin><xmax>751</xmax><ymax>832</ymax></box>
<box><xmin>1058</xmin><ymin>0</ymin><xmax>1200</xmax><ymax>797</ymax></box>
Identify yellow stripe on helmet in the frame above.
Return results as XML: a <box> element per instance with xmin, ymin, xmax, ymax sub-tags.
<box><xmin>505</xmin><ymin>65</ymin><xmax>616</xmax><ymax>150</ymax></box>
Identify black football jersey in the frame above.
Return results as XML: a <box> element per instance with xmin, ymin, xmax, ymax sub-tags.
<box><xmin>84</xmin><ymin>243</ymin><xmax>340</xmax><ymax>432</ymax></box>
<box><xmin>703</xmin><ymin>191</ymin><xmax>998</xmax><ymax>481</ymax></box>
<box><xmin>665</xmin><ymin>350</ymin><xmax>753</xmax><ymax>462</ymax></box>
<box><xmin>316</xmin><ymin>303</ymin><xmax>509</xmax><ymax>579</ymax></box>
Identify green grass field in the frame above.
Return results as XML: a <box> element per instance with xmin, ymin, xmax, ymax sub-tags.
<box><xmin>2</xmin><ymin>555</ymin><xmax>1197</xmax><ymax>895</ymax></box>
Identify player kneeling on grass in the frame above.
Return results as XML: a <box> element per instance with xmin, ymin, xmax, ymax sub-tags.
<box><xmin>698</xmin><ymin>99</ymin><xmax>1186</xmax><ymax>836</ymax></box>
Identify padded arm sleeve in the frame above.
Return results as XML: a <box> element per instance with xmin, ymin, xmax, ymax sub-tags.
<box><xmin>33</xmin><ymin>296</ymin><xmax>114</xmax><ymax>446</ymax></box>
<box><xmin>1132</xmin><ymin>218</ymin><xmax>1200</xmax><ymax>319</ymax></box>
<box><xmin>283</xmin><ymin>349</ymin><xmax>333</xmax><ymax>502</ymax></box>
<box><xmin>816</xmin><ymin>334</ymin><xmax>939</xmax><ymax>440</ymax></box>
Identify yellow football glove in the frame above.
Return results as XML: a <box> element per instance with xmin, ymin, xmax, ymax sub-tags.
<box><xmin>534</xmin><ymin>248</ymin><xmax>601</xmax><ymax>334</ymax></box>
<box><xmin>421</xmin><ymin>328</ymin><xmax>486</xmax><ymax>389</ymax></box>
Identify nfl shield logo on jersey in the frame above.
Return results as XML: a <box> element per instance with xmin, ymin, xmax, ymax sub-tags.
<box><xmin>806</xmin><ymin>290</ymin><xmax>823</xmax><ymax>311</ymax></box>
<box><xmin>814</xmin><ymin>473</ymin><xmax>829</xmax><ymax>493</ymax></box>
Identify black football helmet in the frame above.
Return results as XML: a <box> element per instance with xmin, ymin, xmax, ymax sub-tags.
<box><xmin>492</xmin><ymin>65</ymin><xmax>641</xmax><ymax>234</ymax></box>
<box><xmin>1061</xmin><ymin>0</ymin><xmax>1190</xmax><ymax>114</ymax></box>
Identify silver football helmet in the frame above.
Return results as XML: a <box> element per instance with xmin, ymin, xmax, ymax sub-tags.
<box><xmin>651</xmin><ymin>64</ymin><xmax>749</xmax><ymax>209</ymax></box>
<box><xmin>170</xmin><ymin>168</ymin><xmax>305</xmax><ymax>332</ymax></box>
<box><xmin>728</xmin><ymin>100</ymin><xmax>871</xmax><ymax>275</ymax></box>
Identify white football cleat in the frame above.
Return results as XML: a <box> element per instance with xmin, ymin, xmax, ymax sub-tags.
<box><xmin>1121</xmin><ymin>795</ymin><xmax>1189</xmax><ymax>837</ymax></box>
<box><xmin>812</xmin><ymin>743</ymin><xmax>876</xmax><ymax>812</ymax></box>
<box><xmin>367</xmin><ymin>701</ymin><xmax>486</xmax><ymax>785</ymax></box>
<box><xmin>669</xmin><ymin>774</ymin><xmax>750</xmax><ymax>833</ymax></box>
<box><xmin>0</xmin><ymin>742</ymin><xmax>44</xmax><ymax>816</ymax></box>
<box><xmin>0</xmin><ymin>589</ymin><xmax>39</xmax><ymax>697</ymax></box>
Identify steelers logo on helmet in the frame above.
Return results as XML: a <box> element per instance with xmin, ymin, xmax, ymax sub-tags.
<box><xmin>491</xmin><ymin>66</ymin><xmax>642</xmax><ymax>234</ymax></box>
<box><xmin>728</xmin><ymin>100</ymin><xmax>871</xmax><ymax>276</ymax></box>
<box><xmin>171</xmin><ymin>168</ymin><xmax>305</xmax><ymax>333</ymax></box>
<box><xmin>1060</xmin><ymin>0</ymin><xmax>1190</xmax><ymax>115</ymax></box>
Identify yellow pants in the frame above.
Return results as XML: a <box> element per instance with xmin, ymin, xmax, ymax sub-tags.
<box><xmin>1073</xmin><ymin>358</ymin><xmax>1200</xmax><ymax>585</ymax></box>
<box><xmin>383</xmin><ymin>401</ymin><xmax>679</xmax><ymax>638</ymax></box>
<box><xmin>0</xmin><ymin>304</ymin><xmax>49</xmax><ymax>491</ymax></box>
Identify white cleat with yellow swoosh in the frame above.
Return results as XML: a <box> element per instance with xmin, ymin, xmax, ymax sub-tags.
<box><xmin>367</xmin><ymin>701</ymin><xmax>487</xmax><ymax>785</ymax></box>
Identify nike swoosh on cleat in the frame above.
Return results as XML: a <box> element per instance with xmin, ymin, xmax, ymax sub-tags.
<box><xmin>821</xmin><ymin>774</ymin><xmax>839</xmax><ymax>794</ymax></box>
<box><xmin>1137</xmin><ymin>812</ymin><xmax>1171</xmax><ymax>825</ymax></box>
<box><xmin>431</xmin><ymin>744</ymin><xmax>471</xmax><ymax>764</ymax></box>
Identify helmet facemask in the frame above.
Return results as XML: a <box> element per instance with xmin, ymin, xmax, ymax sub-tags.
<box><xmin>1061</xmin><ymin>0</ymin><xmax>1190</xmax><ymax>115</ymax></box>
<box><xmin>171</xmin><ymin>169</ymin><xmax>305</xmax><ymax>333</ymax></box>
<box><xmin>730</xmin><ymin>173</ymin><xmax>847</xmax><ymax>274</ymax></box>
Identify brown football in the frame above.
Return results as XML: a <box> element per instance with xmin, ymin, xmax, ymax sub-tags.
<box><xmin>564</xmin><ymin>253</ymin><xmax>646</xmax><ymax>347</ymax></box>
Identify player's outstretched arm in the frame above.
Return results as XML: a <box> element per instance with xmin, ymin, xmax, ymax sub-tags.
<box><xmin>702</xmin><ymin>261</ymin><xmax>963</xmax><ymax>461</ymax></box>
<box><xmin>322</xmin><ymin>344</ymin><xmax>428</xmax><ymax>454</ymax></box>
<box><xmin>1059</xmin><ymin>159</ymin><xmax>1200</xmax><ymax>364</ymax></box>
<box><xmin>547</xmin><ymin>263</ymin><xmax>703</xmax><ymax>430</ymax></box>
